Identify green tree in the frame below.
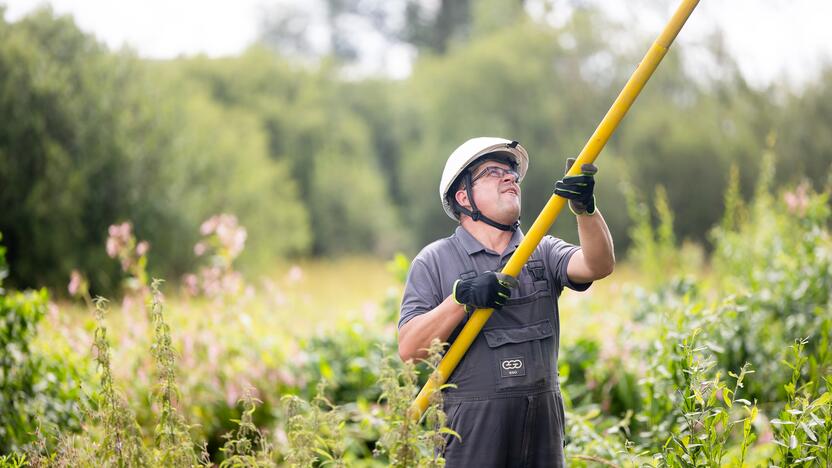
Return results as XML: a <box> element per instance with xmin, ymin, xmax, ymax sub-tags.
<box><xmin>776</xmin><ymin>65</ymin><xmax>832</xmax><ymax>189</ymax></box>
<box><xmin>161</xmin><ymin>48</ymin><xmax>403</xmax><ymax>256</ymax></box>
<box><xmin>0</xmin><ymin>11</ymin><xmax>311</xmax><ymax>291</ymax></box>
<box><xmin>0</xmin><ymin>8</ymin><xmax>144</xmax><ymax>291</ymax></box>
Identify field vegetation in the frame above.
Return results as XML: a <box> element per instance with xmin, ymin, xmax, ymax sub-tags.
<box><xmin>1</xmin><ymin>156</ymin><xmax>830</xmax><ymax>466</ymax></box>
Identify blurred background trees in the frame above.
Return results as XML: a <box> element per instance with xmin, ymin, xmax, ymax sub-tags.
<box><xmin>1</xmin><ymin>3</ymin><xmax>830</xmax><ymax>294</ymax></box>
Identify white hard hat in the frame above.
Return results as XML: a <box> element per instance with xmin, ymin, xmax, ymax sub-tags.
<box><xmin>439</xmin><ymin>137</ymin><xmax>529</xmax><ymax>220</ymax></box>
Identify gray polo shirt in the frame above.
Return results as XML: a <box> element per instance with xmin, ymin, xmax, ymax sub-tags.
<box><xmin>399</xmin><ymin>225</ymin><xmax>590</xmax><ymax>331</ymax></box>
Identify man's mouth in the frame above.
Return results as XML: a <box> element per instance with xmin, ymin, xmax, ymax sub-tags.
<box><xmin>503</xmin><ymin>187</ymin><xmax>519</xmax><ymax>196</ymax></box>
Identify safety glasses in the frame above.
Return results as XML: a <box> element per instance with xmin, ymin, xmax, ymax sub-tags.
<box><xmin>471</xmin><ymin>166</ymin><xmax>520</xmax><ymax>184</ymax></box>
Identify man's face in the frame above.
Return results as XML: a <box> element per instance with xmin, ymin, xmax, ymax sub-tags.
<box><xmin>457</xmin><ymin>160</ymin><xmax>522</xmax><ymax>224</ymax></box>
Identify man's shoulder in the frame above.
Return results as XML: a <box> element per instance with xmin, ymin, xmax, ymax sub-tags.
<box><xmin>534</xmin><ymin>235</ymin><xmax>577</xmax><ymax>260</ymax></box>
<box><xmin>536</xmin><ymin>235</ymin><xmax>562</xmax><ymax>251</ymax></box>
<box><xmin>414</xmin><ymin>235</ymin><xmax>458</xmax><ymax>264</ymax></box>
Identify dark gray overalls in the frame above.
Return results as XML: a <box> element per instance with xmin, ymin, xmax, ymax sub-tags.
<box><xmin>399</xmin><ymin>226</ymin><xmax>590</xmax><ymax>468</ymax></box>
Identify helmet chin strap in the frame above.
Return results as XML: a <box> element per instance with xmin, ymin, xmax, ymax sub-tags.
<box><xmin>454</xmin><ymin>172</ymin><xmax>519</xmax><ymax>232</ymax></box>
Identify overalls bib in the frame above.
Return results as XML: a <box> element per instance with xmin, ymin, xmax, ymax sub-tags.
<box><xmin>441</xmin><ymin>236</ymin><xmax>567</xmax><ymax>468</ymax></box>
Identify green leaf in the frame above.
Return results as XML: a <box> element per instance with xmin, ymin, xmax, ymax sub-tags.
<box><xmin>438</xmin><ymin>427</ymin><xmax>461</xmax><ymax>441</ymax></box>
<box><xmin>800</xmin><ymin>422</ymin><xmax>817</xmax><ymax>442</ymax></box>
<box><xmin>320</xmin><ymin>361</ymin><xmax>334</xmax><ymax>381</ymax></box>
<box><xmin>811</xmin><ymin>392</ymin><xmax>831</xmax><ymax>407</ymax></box>
<box><xmin>313</xmin><ymin>447</ymin><xmax>334</xmax><ymax>461</ymax></box>
<box><xmin>722</xmin><ymin>388</ymin><xmax>733</xmax><ymax>408</ymax></box>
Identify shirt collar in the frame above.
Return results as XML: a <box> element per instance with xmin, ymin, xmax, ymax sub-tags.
<box><xmin>454</xmin><ymin>225</ymin><xmax>525</xmax><ymax>257</ymax></box>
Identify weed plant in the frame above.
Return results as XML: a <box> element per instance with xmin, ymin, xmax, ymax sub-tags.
<box><xmin>147</xmin><ymin>280</ymin><xmax>199</xmax><ymax>465</ymax></box>
<box><xmin>91</xmin><ymin>297</ymin><xmax>148</xmax><ymax>466</ymax></box>
<box><xmin>374</xmin><ymin>338</ymin><xmax>454</xmax><ymax>467</ymax></box>
<box><xmin>768</xmin><ymin>338</ymin><xmax>832</xmax><ymax>465</ymax></box>
<box><xmin>218</xmin><ymin>388</ymin><xmax>274</xmax><ymax>467</ymax></box>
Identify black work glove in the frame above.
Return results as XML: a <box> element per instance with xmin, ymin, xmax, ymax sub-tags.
<box><xmin>453</xmin><ymin>271</ymin><xmax>517</xmax><ymax>311</ymax></box>
<box><xmin>554</xmin><ymin>158</ymin><xmax>597</xmax><ymax>215</ymax></box>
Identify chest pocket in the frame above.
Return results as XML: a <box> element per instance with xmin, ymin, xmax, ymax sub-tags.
<box><xmin>527</xmin><ymin>259</ymin><xmax>546</xmax><ymax>282</ymax></box>
<box><xmin>505</xmin><ymin>258</ymin><xmax>551</xmax><ymax>305</ymax></box>
<box><xmin>483</xmin><ymin>319</ymin><xmax>554</xmax><ymax>392</ymax></box>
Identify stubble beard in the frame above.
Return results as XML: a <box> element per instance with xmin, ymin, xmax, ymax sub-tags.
<box><xmin>497</xmin><ymin>194</ymin><xmax>521</xmax><ymax>224</ymax></box>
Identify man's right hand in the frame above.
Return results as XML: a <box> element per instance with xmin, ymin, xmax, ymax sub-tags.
<box><xmin>452</xmin><ymin>271</ymin><xmax>516</xmax><ymax>310</ymax></box>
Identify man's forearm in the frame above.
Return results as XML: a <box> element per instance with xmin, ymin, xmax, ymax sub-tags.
<box><xmin>577</xmin><ymin>210</ymin><xmax>615</xmax><ymax>277</ymax></box>
<box><xmin>398</xmin><ymin>296</ymin><xmax>467</xmax><ymax>362</ymax></box>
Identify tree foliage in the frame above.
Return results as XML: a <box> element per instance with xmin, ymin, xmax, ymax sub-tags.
<box><xmin>1</xmin><ymin>6</ymin><xmax>831</xmax><ymax>292</ymax></box>
<box><xmin>0</xmin><ymin>10</ymin><xmax>310</xmax><ymax>292</ymax></box>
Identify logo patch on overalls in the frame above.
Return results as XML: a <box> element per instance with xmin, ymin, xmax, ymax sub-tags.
<box><xmin>500</xmin><ymin>357</ymin><xmax>525</xmax><ymax>378</ymax></box>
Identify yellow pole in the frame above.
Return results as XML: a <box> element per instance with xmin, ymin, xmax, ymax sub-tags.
<box><xmin>409</xmin><ymin>0</ymin><xmax>701</xmax><ymax>421</ymax></box>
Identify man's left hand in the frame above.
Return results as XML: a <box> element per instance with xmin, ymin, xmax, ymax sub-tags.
<box><xmin>554</xmin><ymin>158</ymin><xmax>597</xmax><ymax>215</ymax></box>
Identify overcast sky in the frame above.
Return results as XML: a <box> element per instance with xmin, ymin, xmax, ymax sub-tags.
<box><xmin>3</xmin><ymin>0</ymin><xmax>831</xmax><ymax>87</ymax></box>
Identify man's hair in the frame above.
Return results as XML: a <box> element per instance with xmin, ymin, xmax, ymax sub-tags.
<box><xmin>449</xmin><ymin>177</ymin><xmax>467</xmax><ymax>217</ymax></box>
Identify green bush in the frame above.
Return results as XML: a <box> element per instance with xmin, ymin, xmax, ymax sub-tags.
<box><xmin>557</xmin><ymin>159</ymin><xmax>832</xmax><ymax>465</ymax></box>
<box><xmin>287</xmin><ymin>324</ymin><xmax>394</xmax><ymax>405</ymax></box>
<box><xmin>0</xmin><ymin>234</ymin><xmax>87</xmax><ymax>453</ymax></box>
<box><xmin>709</xmin><ymin>159</ymin><xmax>832</xmax><ymax>404</ymax></box>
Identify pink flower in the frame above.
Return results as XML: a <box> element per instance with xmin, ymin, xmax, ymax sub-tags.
<box><xmin>182</xmin><ymin>274</ymin><xmax>199</xmax><ymax>296</ymax></box>
<box><xmin>106</xmin><ymin>221</ymin><xmax>134</xmax><ymax>258</ymax></box>
<box><xmin>272</xmin><ymin>290</ymin><xmax>286</xmax><ymax>306</ymax></box>
<box><xmin>228</xmin><ymin>228</ymin><xmax>247</xmax><ymax>258</ymax></box>
<box><xmin>109</xmin><ymin>222</ymin><xmax>131</xmax><ymax>240</ymax></box>
<box><xmin>47</xmin><ymin>301</ymin><xmax>60</xmax><ymax>323</ymax></box>
<box><xmin>276</xmin><ymin>368</ymin><xmax>297</xmax><ymax>387</ymax></box>
<box><xmin>207</xmin><ymin>340</ymin><xmax>221</xmax><ymax>364</ymax></box>
<box><xmin>106</xmin><ymin>237</ymin><xmax>119</xmax><ymax>258</ymax></box>
<box><xmin>136</xmin><ymin>241</ymin><xmax>149</xmax><ymax>256</ymax></box>
<box><xmin>201</xmin><ymin>266</ymin><xmax>222</xmax><ymax>297</ymax></box>
<box><xmin>287</xmin><ymin>265</ymin><xmax>303</xmax><ymax>284</ymax></box>
<box><xmin>193</xmin><ymin>242</ymin><xmax>207</xmax><ymax>256</ymax></box>
<box><xmin>214</xmin><ymin>215</ymin><xmax>247</xmax><ymax>258</ymax></box>
<box><xmin>221</xmin><ymin>271</ymin><xmax>244</xmax><ymax>295</ymax></box>
<box><xmin>181</xmin><ymin>333</ymin><xmax>195</xmax><ymax>368</ymax></box>
<box><xmin>200</xmin><ymin>216</ymin><xmax>220</xmax><ymax>235</ymax></box>
<box><xmin>784</xmin><ymin>182</ymin><xmax>810</xmax><ymax>216</ymax></box>
<box><xmin>68</xmin><ymin>270</ymin><xmax>83</xmax><ymax>296</ymax></box>
<box><xmin>119</xmin><ymin>222</ymin><xmax>132</xmax><ymax>238</ymax></box>
<box><xmin>363</xmin><ymin>302</ymin><xmax>378</xmax><ymax>322</ymax></box>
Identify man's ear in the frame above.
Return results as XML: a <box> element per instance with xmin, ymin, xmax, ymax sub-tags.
<box><xmin>455</xmin><ymin>188</ymin><xmax>470</xmax><ymax>210</ymax></box>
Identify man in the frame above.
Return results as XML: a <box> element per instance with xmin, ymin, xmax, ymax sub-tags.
<box><xmin>398</xmin><ymin>137</ymin><xmax>615</xmax><ymax>467</ymax></box>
